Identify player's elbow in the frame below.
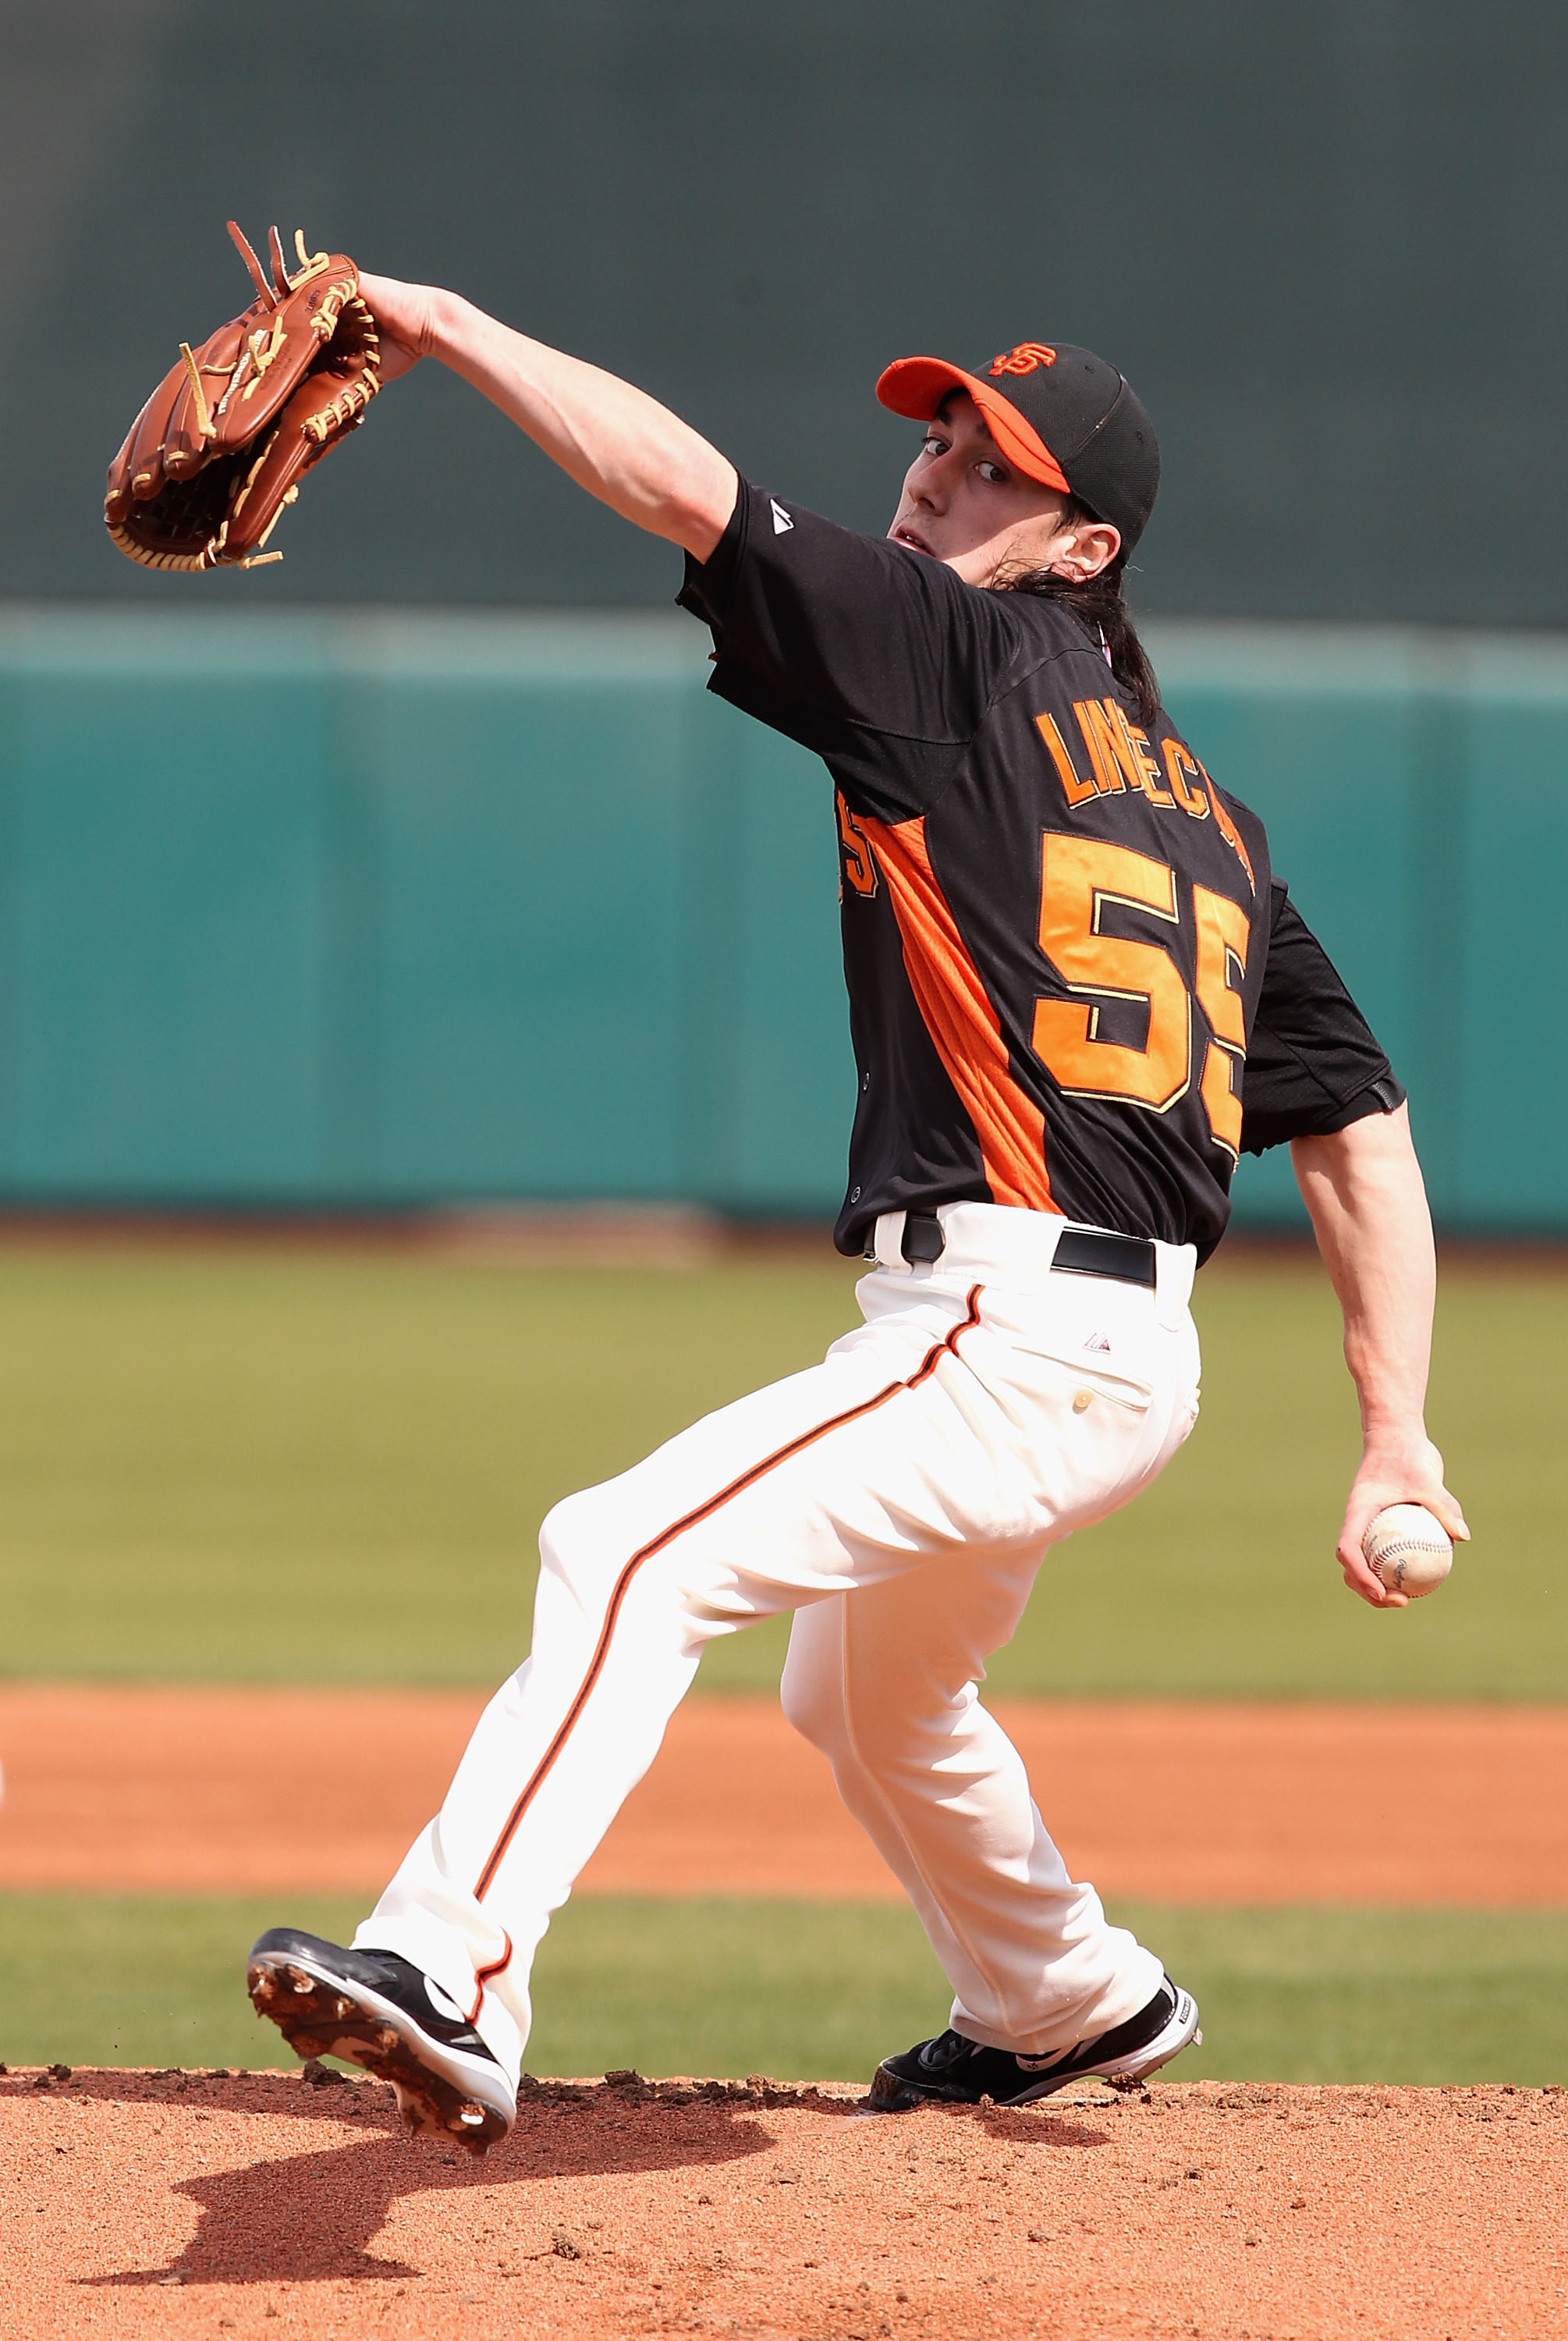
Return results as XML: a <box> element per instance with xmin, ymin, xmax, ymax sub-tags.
<box><xmin>662</xmin><ymin>456</ymin><xmax>740</xmax><ymax>563</ymax></box>
<box><xmin>1293</xmin><ymin>1099</ymin><xmax>1434</xmax><ymax>1263</ymax></box>
<box><xmin>1293</xmin><ymin>1097</ymin><xmax>1416</xmax><ymax>1188</ymax></box>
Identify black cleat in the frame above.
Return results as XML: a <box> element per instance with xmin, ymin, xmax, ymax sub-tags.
<box><xmin>247</xmin><ymin>1927</ymin><xmax>515</xmax><ymax>2155</ymax></box>
<box><xmin>867</xmin><ymin>1977</ymin><xmax>1201</xmax><ymax>2112</ymax></box>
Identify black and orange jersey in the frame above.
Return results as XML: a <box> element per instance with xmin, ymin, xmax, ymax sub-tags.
<box><xmin>679</xmin><ymin>481</ymin><xmax>1402</xmax><ymax>1261</ymax></box>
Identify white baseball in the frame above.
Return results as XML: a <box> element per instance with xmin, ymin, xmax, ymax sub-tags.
<box><xmin>1362</xmin><ymin>1503</ymin><xmax>1454</xmax><ymax>1597</ymax></box>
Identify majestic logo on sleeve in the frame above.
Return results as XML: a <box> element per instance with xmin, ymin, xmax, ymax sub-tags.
<box><xmin>989</xmin><ymin>343</ymin><xmax>1057</xmax><ymax>378</ymax></box>
<box><xmin>769</xmin><ymin>498</ymin><xmax>794</xmax><ymax>535</ymax></box>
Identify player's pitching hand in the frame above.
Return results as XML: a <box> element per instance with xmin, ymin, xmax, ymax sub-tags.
<box><xmin>1336</xmin><ymin>1437</ymin><xmax>1469</xmax><ymax>1608</ymax></box>
<box><xmin>354</xmin><ymin>272</ymin><xmax>442</xmax><ymax>382</ymax></box>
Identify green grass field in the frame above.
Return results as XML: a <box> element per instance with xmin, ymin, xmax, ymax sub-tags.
<box><xmin>0</xmin><ymin>1245</ymin><xmax>1559</xmax><ymax>1697</ymax></box>
<box><xmin>2</xmin><ymin>1892</ymin><xmax>1565</xmax><ymax>2087</ymax></box>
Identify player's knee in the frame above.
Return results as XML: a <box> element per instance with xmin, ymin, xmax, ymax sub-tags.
<box><xmin>537</xmin><ymin>1490</ymin><xmax>599</xmax><ymax>1589</ymax></box>
<box><xmin>825</xmin><ymin>1647</ymin><xmax>957</xmax><ymax>1770</ymax></box>
<box><xmin>779</xmin><ymin>1639</ymin><xmax>848</xmax><ymax>1757</ymax></box>
<box><xmin>782</xmin><ymin>1609</ymin><xmax>924</xmax><ymax>1764</ymax></box>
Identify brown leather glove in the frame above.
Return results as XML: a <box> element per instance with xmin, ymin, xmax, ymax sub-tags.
<box><xmin>105</xmin><ymin>222</ymin><xmax>381</xmax><ymax>572</ymax></box>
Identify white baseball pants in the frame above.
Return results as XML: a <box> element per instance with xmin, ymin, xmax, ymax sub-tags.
<box><xmin>356</xmin><ymin>1201</ymin><xmax>1201</xmax><ymax>2081</ymax></box>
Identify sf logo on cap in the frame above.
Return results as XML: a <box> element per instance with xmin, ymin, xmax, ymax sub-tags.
<box><xmin>989</xmin><ymin>343</ymin><xmax>1056</xmax><ymax>378</ymax></box>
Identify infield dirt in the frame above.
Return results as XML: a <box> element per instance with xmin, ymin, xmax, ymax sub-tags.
<box><xmin>2</xmin><ymin>2065</ymin><xmax>1563</xmax><ymax>2339</ymax></box>
<box><xmin>3</xmin><ymin>1683</ymin><xmax>1566</xmax><ymax>1904</ymax></box>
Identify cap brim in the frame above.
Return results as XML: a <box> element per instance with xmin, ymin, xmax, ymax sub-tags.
<box><xmin>875</xmin><ymin>357</ymin><xmax>1071</xmax><ymax>496</ymax></box>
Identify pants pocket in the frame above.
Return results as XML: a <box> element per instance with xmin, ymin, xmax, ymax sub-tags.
<box><xmin>1002</xmin><ymin>1346</ymin><xmax>1156</xmax><ymax>1415</ymax></box>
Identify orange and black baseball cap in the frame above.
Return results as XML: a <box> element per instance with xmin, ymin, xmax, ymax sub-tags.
<box><xmin>876</xmin><ymin>339</ymin><xmax>1160</xmax><ymax>550</ymax></box>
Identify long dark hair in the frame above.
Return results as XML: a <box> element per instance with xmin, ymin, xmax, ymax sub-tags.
<box><xmin>996</xmin><ymin>498</ymin><xmax>1161</xmax><ymax>730</ymax></box>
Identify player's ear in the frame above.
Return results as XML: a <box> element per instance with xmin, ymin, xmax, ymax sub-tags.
<box><xmin>1052</xmin><ymin>518</ymin><xmax>1121</xmax><ymax>584</ymax></box>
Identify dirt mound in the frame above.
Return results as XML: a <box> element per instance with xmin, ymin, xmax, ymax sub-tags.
<box><xmin>3</xmin><ymin>2065</ymin><xmax>1564</xmax><ymax>2338</ymax></box>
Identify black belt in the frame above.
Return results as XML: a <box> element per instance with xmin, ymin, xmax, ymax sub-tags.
<box><xmin>900</xmin><ymin>1210</ymin><xmax>1157</xmax><ymax>1288</ymax></box>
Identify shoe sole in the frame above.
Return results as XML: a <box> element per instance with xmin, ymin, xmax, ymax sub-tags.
<box><xmin>867</xmin><ymin>1988</ymin><xmax>1202</xmax><ymax>2112</ymax></box>
<box><xmin>246</xmin><ymin>1946</ymin><xmax>514</xmax><ymax>2156</ymax></box>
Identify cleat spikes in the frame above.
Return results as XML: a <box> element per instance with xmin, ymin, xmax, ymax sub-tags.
<box><xmin>246</xmin><ymin>1928</ymin><xmax>515</xmax><ymax>2152</ymax></box>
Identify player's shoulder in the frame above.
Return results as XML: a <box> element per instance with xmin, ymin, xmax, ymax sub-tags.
<box><xmin>970</xmin><ymin>596</ymin><xmax>1151</xmax><ymax>726</ymax></box>
<box><xmin>1189</xmin><ymin>764</ymin><xmax>1271</xmax><ymax>904</ymax></box>
<box><xmin>987</xmin><ymin>589</ymin><xmax>1113</xmax><ymax>671</ymax></box>
<box><xmin>711</xmin><ymin>479</ymin><xmax>1041</xmax><ymax>634</ymax></box>
<box><xmin>1138</xmin><ymin>701</ymin><xmax>1272</xmax><ymax>882</ymax></box>
<box><xmin>1207</xmin><ymin>776</ymin><xmax>1270</xmax><ymax>881</ymax></box>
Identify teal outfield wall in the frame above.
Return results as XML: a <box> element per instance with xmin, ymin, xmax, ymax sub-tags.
<box><xmin>0</xmin><ymin>609</ymin><xmax>850</xmax><ymax>1219</ymax></box>
<box><xmin>0</xmin><ymin>608</ymin><xmax>1563</xmax><ymax>1233</ymax></box>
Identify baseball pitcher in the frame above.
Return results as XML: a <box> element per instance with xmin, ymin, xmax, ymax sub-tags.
<box><xmin>246</xmin><ymin>283</ymin><xmax>1467</xmax><ymax>2151</ymax></box>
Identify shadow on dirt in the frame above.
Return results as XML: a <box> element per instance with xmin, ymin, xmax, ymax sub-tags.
<box><xmin>17</xmin><ymin>2068</ymin><xmax>859</xmax><ymax>2289</ymax></box>
<box><xmin>95</xmin><ymin>2121</ymin><xmax>794</xmax><ymax>2289</ymax></box>
<box><xmin>8</xmin><ymin>2068</ymin><xmax>1110</xmax><ymax>2290</ymax></box>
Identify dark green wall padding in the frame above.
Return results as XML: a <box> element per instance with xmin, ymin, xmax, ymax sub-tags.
<box><xmin>10</xmin><ymin>1</ymin><xmax>1568</xmax><ymax>628</ymax></box>
<box><xmin>0</xmin><ymin>608</ymin><xmax>1562</xmax><ymax>1230</ymax></box>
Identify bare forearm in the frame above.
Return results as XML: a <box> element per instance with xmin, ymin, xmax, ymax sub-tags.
<box><xmin>359</xmin><ymin>273</ymin><xmax>737</xmax><ymax>557</ymax></box>
<box><xmin>1292</xmin><ymin>1104</ymin><xmax>1435</xmax><ymax>1446</ymax></box>
<box><xmin>1291</xmin><ymin>1104</ymin><xmax>1467</xmax><ymax>1604</ymax></box>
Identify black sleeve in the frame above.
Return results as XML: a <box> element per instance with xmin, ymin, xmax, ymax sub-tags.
<box><xmin>1240</xmin><ymin>882</ymin><xmax>1406</xmax><ymax>1153</ymax></box>
<box><xmin>678</xmin><ymin>478</ymin><xmax>1045</xmax><ymax>819</ymax></box>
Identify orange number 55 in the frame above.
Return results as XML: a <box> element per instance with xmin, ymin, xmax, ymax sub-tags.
<box><xmin>1031</xmin><ymin>833</ymin><xmax>1250</xmax><ymax>1157</ymax></box>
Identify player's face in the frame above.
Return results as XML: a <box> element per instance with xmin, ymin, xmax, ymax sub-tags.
<box><xmin>887</xmin><ymin>393</ymin><xmax>1119</xmax><ymax>588</ymax></box>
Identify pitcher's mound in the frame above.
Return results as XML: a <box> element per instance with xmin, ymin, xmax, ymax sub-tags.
<box><xmin>5</xmin><ymin>2066</ymin><xmax>1564</xmax><ymax>2338</ymax></box>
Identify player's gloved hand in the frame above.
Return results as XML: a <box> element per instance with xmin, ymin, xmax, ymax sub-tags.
<box><xmin>355</xmin><ymin>272</ymin><xmax>444</xmax><ymax>382</ymax></box>
<box><xmin>104</xmin><ymin>221</ymin><xmax>381</xmax><ymax>574</ymax></box>
<box><xmin>1336</xmin><ymin>1436</ymin><xmax>1469</xmax><ymax>1609</ymax></box>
